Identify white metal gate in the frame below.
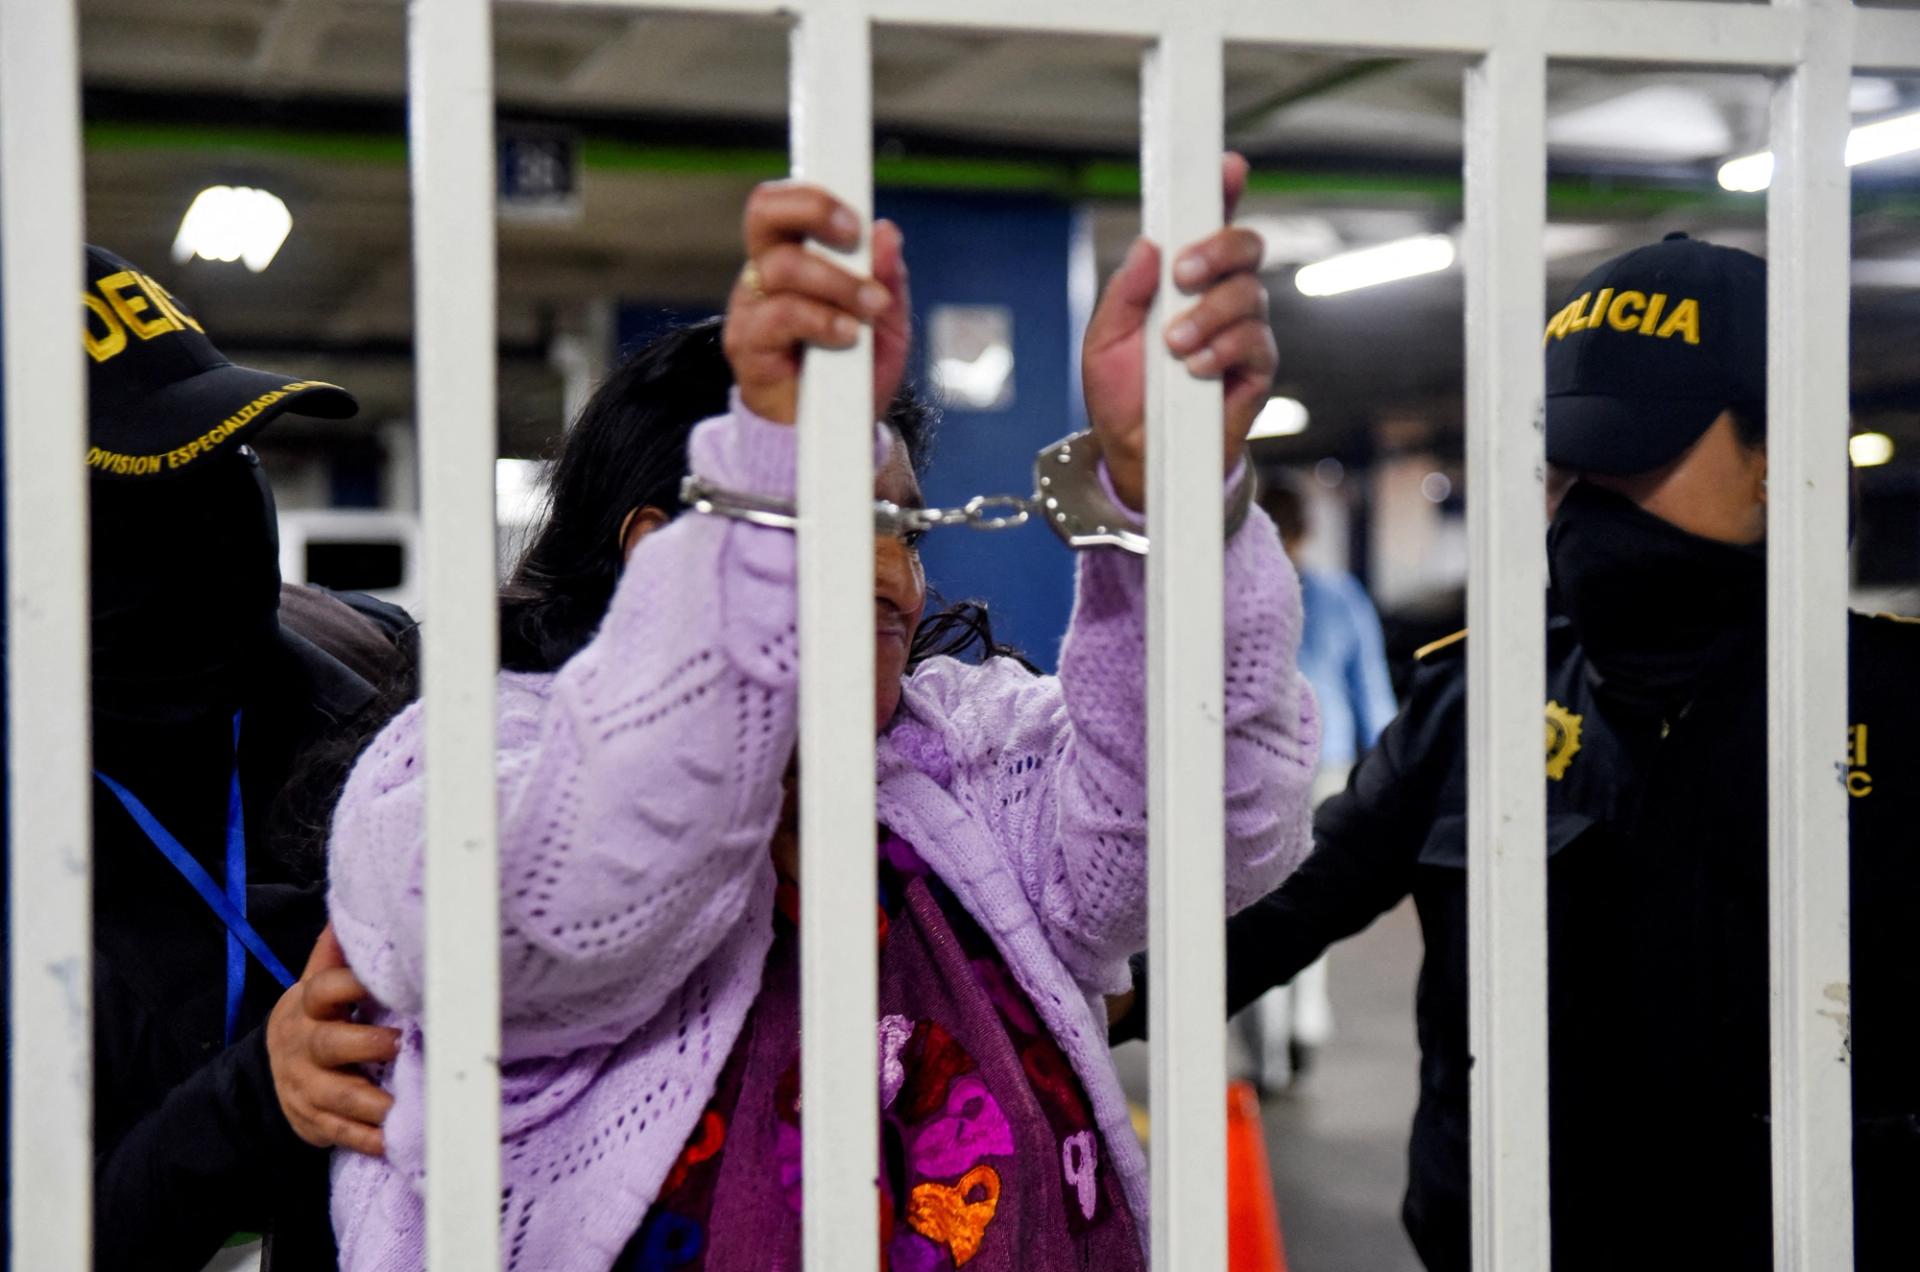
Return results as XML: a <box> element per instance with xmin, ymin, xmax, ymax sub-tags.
<box><xmin>5</xmin><ymin>0</ymin><xmax>1910</xmax><ymax>1268</ymax></box>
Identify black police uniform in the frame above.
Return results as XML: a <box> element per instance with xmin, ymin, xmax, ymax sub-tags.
<box><xmin>91</xmin><ymin>585</ymin><xmax>412</xmax><ymax>1271</ymax></box>
<box><xmin>31</xmin><ymin>245</ymin><xmax>378</xmax><ymax>1270</ymax></box>
<box><xmin>1153</xmin><ymin>610</ymin><xmax>1918</xmax><ymax>1270</ymax></box>
<box><xmin>1117</xmin><ymin>234</ymin><xmax>1919</xmax><ymax>1269</ymax></box>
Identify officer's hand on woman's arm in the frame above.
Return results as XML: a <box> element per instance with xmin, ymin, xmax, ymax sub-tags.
<box><xmin>267</xmin><ymin>924</ymin><xmax>399</xmax><ymax>1157</ymax></box>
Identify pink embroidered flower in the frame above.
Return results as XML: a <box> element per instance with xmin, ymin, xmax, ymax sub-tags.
<box><xmin>909</xmin><ymin>1076</ymin><xmax>1014</xmax><ymax>1178</ymax></box>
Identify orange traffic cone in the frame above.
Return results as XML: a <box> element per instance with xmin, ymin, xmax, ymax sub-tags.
<box><xmin>1227</xmin><ymin>1079</ymin><xmax>1288</xmax><ymax>1272</ymax></box>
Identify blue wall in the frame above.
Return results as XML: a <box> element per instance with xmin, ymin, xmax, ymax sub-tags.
<box><xmin>878</xmin><ymin>191</ymin><xmax>1077</xmax><ymax>671</ymax></box>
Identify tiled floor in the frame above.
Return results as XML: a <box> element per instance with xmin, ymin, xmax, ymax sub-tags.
<box><xmin>1112</xmin><ymin>899</ymin><xmax>1427</xmax><ymax>1271</ymax></box>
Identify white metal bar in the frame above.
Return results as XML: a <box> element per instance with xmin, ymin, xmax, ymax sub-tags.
<box><xmin>1543</xmin><ymin>1</ymin><xmax>1804</xmax><ymax>69</ymax></box>
<box><xmin>1852</xmin><ymin>6</ymin><xmax>1920</xmax><ymax>74</ymax></box>
<box><xmin>1218</xmin><ymin>0</ymin><xmax>1495</xmax><ymax>55</ymax></box>
<box><xmin>789</xmin><ymin>6</ymin><xmax>880</xmax><ymax>1272</ymax></box>
<box><xmin>1</xmin><ymin>0</ymin><xmax>92</xmax><ymax>1267</ymax></box>
<box><xmin>520</xmin><ymin>0</ymin><xmax>1490</xmax><ymax>49</ymax></box>
<box><xmin>408</xmin><ymin>0</ymin><xmax>503</xmax><ymax>1267</ymax></box>
<box><xmin>1765</xmin><ymin>1</ymin><xmax>1856</xmax><ymax>1267</ymax></box>
<box><xmin>519</xmin><ymin>0</ymin><xmax>785</xmax><ymax>15</ymax></box>
<box><xmin>516</xmin><ymin>0</ymin><xmax>1492</xmax><ymax>53</ymax></box>
<box><xmin>1141</xmin><ymin>23</ymin><xmax>1227</xmax><ymax>1272</ymax></box>
<box><xmin>512</xmin><ymin>0</ymin><xmax>1160</xmax><ymax>37</ymax></box>
<box><xmin>509</xmin><ymin>0</ymin><xmax>1919</xmax><ymax>66</ymax></box>
<box><xmin>1461</xmin><ymin>9</ymin><xmax>1550</xmax><ymax>1270</ymax></box>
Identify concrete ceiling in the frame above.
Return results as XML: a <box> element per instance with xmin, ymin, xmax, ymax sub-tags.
<box><xmin>72</xmin><ymin>0</ymin><xmax>1920</xmax><ymax>469</ymax></box>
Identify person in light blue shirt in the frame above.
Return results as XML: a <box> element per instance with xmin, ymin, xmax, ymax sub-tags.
<box><xmin>1238</xmin><ymin>478</ymin><xmax>1398</xmax><ymax>1091</ymax></box>
<box><xmin>1297</xmin><ymin>568</ymin><xmax>1401</xmax><ymax>772</ymax></box>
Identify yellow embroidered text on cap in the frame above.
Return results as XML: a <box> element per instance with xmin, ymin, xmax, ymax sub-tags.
<box><xmin>85</xmin><ymin>381</ymin><xmax>336</xmax><ymax>477</ymax></box>
<box><xmin>82</xmin><ymin>271</ymin><xmax>205</xmax><ymax>363</ymax></box>
<box><xmin>1542</xmin><ymin>290</ymin><xmax>1700</xmax><ymax>347</ymax></box>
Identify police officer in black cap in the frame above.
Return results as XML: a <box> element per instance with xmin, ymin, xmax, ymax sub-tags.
<box><xmin>1113</xmin><ymin>235</ymin><xmax>1919</xmax><ymax>1269</ymax></box>
<box><xmin>74</xmin><ymin>246</ymin><xmax>409</xmax><ymax>1269</ymax></box>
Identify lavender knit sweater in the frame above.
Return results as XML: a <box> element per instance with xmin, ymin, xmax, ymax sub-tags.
<box><xmin>326</xmin><ymin>399</ymin><xmax>1319</xmax><ymax>1271</ymax></box>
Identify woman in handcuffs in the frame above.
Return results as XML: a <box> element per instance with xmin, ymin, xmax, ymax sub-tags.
<box><xmin>319</xmin><ymin>155</ymin><xmax>1318</xmax><ymax>1270</ymax></box>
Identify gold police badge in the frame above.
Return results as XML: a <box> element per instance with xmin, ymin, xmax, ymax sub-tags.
<box><xmin>1545</xmin><ymin>700</ymin><xmax>1583</xmax><ymax>781</ymax></box>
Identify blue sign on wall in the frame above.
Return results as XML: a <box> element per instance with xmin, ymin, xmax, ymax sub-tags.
<box><xmin>499</xmin><ymin>127</ymin><xmax>580</xmax><ymax>222</ymax></box>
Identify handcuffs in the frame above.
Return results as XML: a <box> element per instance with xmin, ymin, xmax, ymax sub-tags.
<box><xmin>680</xmin><ymin>429</ymin><xmax>1255</xmax><ymax>556</ymax></box>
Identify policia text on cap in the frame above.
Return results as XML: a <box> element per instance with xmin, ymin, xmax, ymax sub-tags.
<box><xmin>1113</xmin><ymin>235</ymin><xmax>1919</xmax><ymax>1271</ymax></box>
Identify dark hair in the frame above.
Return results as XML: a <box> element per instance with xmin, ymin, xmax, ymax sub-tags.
<box><xmin>910</xmin><ymin>595</ymin><xmax>1038</xmax><ymax>673</ymax></box>
<box><xmin>500</xmin><ymin>317</ymin><xmax>1020</xmax><ymax>672</ymax></box>
<box><xmin>499</xmin><ymin>321</ymin><xmax>731</xmax><ymax>671</ymax></box>
<box><xmin>1727</xmin><ymin>400</ymin><xmax>1767</xmax><ymax>450</ymax></box>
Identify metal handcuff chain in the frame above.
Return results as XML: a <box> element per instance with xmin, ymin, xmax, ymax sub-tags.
<box><xmin>681</xmin><ymin>429</ymin><xmax>1254</xmax><ymax>556</ymax></box>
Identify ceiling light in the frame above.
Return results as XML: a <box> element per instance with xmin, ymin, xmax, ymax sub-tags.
<box><xmin>1295</xmin><ymin>234</ymin><xmax>1456</xmax><ymax>297</ymax></box>
<box><xmin>1248</xmin><ymin>396</ymin><xmax>1309</xmax><ymax>440</ymax></box>
<box><xmin>1847</xmin><ymin>110</ymin><xmax>1920</xmax><ymax>166</ymax></box>
<box><xmin>172</xmin><ymin>185</ymin><xmax>293</xmax><ymax>272</ymax></box>
<box><xmin>1850</xmin><ymin>432</ymin><xmax>1895</xmax><ymax>468</ymax></box>
<box><xmin>1717</xmin><ymin>108</ymin><xmax>1920</xmax><ymax>192</ymax></box>
<box><xmin>1716</xmin><ymin>152</ymin><xmax>1776</xmax><ymax>193</ymax></box>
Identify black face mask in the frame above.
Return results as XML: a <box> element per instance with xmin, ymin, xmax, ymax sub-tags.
<box><xmin>1547</xmin><ymin>481</ymin><xmax>1765</xmax><ymax>717</ymax></box>
<box><xmin>90</xmin><ymin>451</ymin><xmax>282</xmax><ymax>725</ymax></box>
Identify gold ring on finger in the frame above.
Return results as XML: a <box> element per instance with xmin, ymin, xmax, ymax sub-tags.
<box><xmin>741</xmin><ymin>260</ymin><xmax>766</xmax><ymax>300</ymax></box>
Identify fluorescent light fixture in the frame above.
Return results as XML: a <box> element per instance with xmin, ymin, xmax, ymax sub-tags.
<box><xmin>1717</xmin><ymin>108</ymin><xmax>1920</xmax><ymax>192</ymax></box>
<box><xmin>1295</xmin><ymin>234</ymin><xmax>1456</xmax><ymax>297</ymax></box>
<box><xmin>172</xmin><ymin>185</ymin><xmax>293</xmax><ymax>272</ymax></box>
<box><xmin>1850</xmin><ymin>432</ymin><xmax>1895</xmax><ymax>468</ymax></box>
<box><xmin>1717</xmin><ymin>152</ymin><xmax>1776</xmax><ymax>193</ymax></box>
<box><xmin>1849</xmin><ymin>110</ymin><xmax>1920</xmax><ymax>167</ymax></box>
<box><xmin>1248</xmin><ymin>395</ymin><xmax>1309</xmax><ymax>440</ymax></box>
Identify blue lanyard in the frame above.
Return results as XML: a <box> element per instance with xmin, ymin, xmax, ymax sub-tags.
<box><xmin>95</xmin><ymin>712</ymin><xmax>295</xmax><ymax>1045</ymax></box>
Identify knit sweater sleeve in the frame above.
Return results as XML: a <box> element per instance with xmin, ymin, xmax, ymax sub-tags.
<box><xmin>327</xmin><ymin>396</ymin><xmax>810</xmax><ymax>1060</ymax></box>
<box><xmin>909</xmin><ymin>502</ymin><xmax>1319</xmax><ymax>991</ymax></box>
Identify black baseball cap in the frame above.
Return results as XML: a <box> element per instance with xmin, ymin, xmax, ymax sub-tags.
<box><xmin>82</xmin><ymin>245</ymin><xmax>357</xmax><ymax>481</ymax></box>
<box><xmin>1543</xmin><ymin>233</ymin><xmax>1765</xmax><ymax>476</ymax></box>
